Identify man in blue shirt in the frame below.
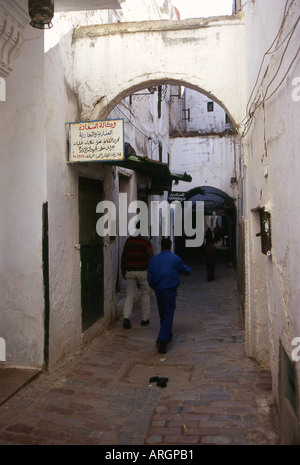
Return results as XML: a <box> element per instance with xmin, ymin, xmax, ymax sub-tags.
<box><xmin>147</xmin><ymin>238</ymin><xmax>191</xmax><ymax>354</ymax></box>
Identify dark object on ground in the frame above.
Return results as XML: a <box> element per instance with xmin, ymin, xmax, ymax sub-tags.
<box><xmin>149</xmin><ymin>376</ymin><xmax>169</xmax><ymax>388</ymax></box>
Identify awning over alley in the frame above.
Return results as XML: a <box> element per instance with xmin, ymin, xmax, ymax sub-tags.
<box><xmin>109</xmin><ymin>143</ymin><xmax>192</xmax><ymax>195</ymax></box>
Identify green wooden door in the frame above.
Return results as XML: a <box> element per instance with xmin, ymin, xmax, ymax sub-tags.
<box><xmin>79</xmin><ymin>177</ymin><xmax>104</xmax><ymax>331</ymax></box>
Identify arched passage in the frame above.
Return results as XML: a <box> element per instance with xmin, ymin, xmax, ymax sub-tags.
<box><xmin>175</xmin><ymin>186</ymin><xmax>237</xmax><ymax>265</ymax></box>
<box><xmin>70</xmin><ymin>17</ymin><xmax>245</xmax><ymax>359</ymax></box>
<box><xmin>92</xmin><ymin>79</ymin><xmax>235</xmax><ymax>126</ymax></box>
<box><xmin>72</xmin><ymin>15</ymin><xmax>246</xmax><ymax>131</ymax></box>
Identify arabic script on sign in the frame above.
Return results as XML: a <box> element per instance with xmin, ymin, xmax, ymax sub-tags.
<box><xmin>69</xmin><ymin>119</ymin><xmax>124</xmax><ymax>162</ymax></box>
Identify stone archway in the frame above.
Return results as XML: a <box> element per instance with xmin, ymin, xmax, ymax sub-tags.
<box><xmin>175</xmin><ymin>186</ymin><xmax>237</xmax><ymax>264</ymax></box>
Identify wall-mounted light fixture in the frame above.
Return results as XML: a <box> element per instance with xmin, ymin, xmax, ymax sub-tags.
<box><xmin>255</xmin><ymin>207</ymin><xmax>272</xmax><ymax>256</ymax></box>
<box><xmin>28</xmin><ymin>0</ymin><xmax>54</xmax><ymax>29</ymax></box>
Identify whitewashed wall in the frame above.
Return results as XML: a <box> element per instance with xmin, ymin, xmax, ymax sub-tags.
<box><xmin>72</xmin><ymin>15</ymin><xmax>246</xmax><ymax>125</ymax></box>
<box><xmin>169</xmin><ymin>134</ymin><xmax>239</xmax><ymax>198</ymax></box>
<box><xmin>44</xmin><ymin>1</ymin><xmax>176</xmax><ymax>369</ymax></box>
<box><xmin>242</xmin><ymin>0</ymin><xmax>300</xmax><ymax>442</ymax></box>
<box><xmin>169</xmin><ymin>87</ymin><xmax>239</xmax><ymax>199</ymax></box>
<box><xmin>0</xmin><ymin>25</ymin><xmax>46</xmax><ymax>367</ymax></box>
<box><xmin>0</xmin><ymin>0</ymin><xmax>176</xmax><ymax>369</ymax></box>
<box><xmin>170</xmin><ymin>87</ymin><xmax>231</xmax><ymax>134</ymax></box>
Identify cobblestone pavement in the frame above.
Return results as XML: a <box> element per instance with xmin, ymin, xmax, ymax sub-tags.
<box><xmin>0</xmin><ymin>258</ymin><xmax>281</xmax><ymax>446</ymax></box>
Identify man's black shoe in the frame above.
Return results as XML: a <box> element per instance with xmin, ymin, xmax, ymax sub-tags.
<box><xmin>123</xmin><ymin>318</ymin><xmax>131</xmax><ymax>329</ymax></box>
<box><xmin>156</xmin><ymin>340</ymin><xmax>167</xmax><ymax>354</ymax></box>
<box><xmin>149</xmin><ymin>376</ymin><xmax>169</xmax><ymax>388</ymax></box>
<box><xmin>141</xmin><ymin>319</ymin><xmax>149</xmax><ymax>326</ymax></box>
<box><xmin>156</xmin><ymin>377</ymin><xmax>168</xmax><ymax>388</ymax></box>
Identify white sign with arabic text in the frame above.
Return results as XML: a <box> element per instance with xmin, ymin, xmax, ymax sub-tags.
<box><xmin>69</xmin><ymin>119</ymin><xmax>124</xmax><ymax>162</ymax></box>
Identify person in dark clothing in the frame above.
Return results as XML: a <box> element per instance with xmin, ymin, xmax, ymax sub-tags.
<box><xmin>121</xmin><ymin>234</ymin><xmax>154</xmax><ymax>329</ymax></box>
<box><xmin>147</xmin><ymin>238</ymin><xmax>191</xmax><ymax>354</ymax></box>
<box><xmin>205</xmin><ymin>240</ymin><xmax>218</xmax><ymax>282</ymax></box>
<box><xmin>205</xmin><ymin>227</ymin><xmax>213</xmax><ymax>245</ymax></box>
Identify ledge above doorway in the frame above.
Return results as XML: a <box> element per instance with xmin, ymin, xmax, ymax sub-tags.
<box><xmin>108</xmin><ymin>143</ymin><xmax>192</xmax><ymax>195</ymax></box>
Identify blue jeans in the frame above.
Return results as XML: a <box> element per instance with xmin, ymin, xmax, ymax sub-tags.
<box><xmin>155</xmin><ymin>287</ymin><xmax>177</xmax><ymax>344</ymax></box>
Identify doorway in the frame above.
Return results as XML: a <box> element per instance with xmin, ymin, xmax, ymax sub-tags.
<box><xmin>175</xmin><ymin>186</ymin><xmax>236</xmax><ymax>264</ymax></box>
<box><xmin>78</xmin><ymin>176</ymin><xmax>104</xmax><ymax>331</ymax></box>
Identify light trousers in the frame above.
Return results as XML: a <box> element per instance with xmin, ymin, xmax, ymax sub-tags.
<box><xmin>123</xmin><ymin>270</ymin><xmax>151</xmax><ymax>321</ymax></box>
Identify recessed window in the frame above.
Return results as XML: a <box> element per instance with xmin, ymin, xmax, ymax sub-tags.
<box><xmin>182</xmin><ymin>108</ymin><xmax>190</xmax><ymax>121</ymax></box>
<box><xmin>159</xmin><ymin>142</ymin><xmax>162</xmax><ymax>162</ymax></box>
<box><xmin>207</xmin><ymin>101</ymin><xmax>214</xmax><ymax>112</ymax></box>
<box><xmin>158</xmin><ymin>86</ymin><xmax>162</xmax><ymax>118</ymax></box>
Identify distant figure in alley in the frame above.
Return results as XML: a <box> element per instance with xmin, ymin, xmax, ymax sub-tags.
<box><xmin>147</xmin><ymin>238</ymin><xmax>191</xmax><ymax>354</ymax></box>
<box><xmin>205</xmin><ymin>239</ymin><xmax>218</xmax><ymax>282</ymax></box>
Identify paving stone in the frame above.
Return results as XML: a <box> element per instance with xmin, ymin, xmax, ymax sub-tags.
<box><xmin>201</xmin><ymin>434</ymin><xmax>233</xmax><ymax>445</ymax></box>
<box><xmin>162</xmin><ymin>434</ymin><xmax>200</xmax><ymax>444</ymax></box>
<box><xmin>144</xmin><ymin>435</ymin><xmax>163</xmax><ymax>444</ymax></box>
<box><xmin>5</xmin><ymin>423</ymin><xmax>34</xmax><ymax>435</ymax></box>
<box><xmin>0</xmin><ymin>259</ymin><xmax>280</xmax><ymax>445</ymax></box>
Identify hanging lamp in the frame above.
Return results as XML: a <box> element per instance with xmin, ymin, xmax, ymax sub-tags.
<box><xmin>28</xmin><ymin>0</ymin><xmax>54</xmax><ymax>29</ymax></box>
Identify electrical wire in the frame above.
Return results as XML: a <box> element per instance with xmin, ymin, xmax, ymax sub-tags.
<box><xmin>242</xmin><ymin>38</ymin><xmax>300</xmax><ymax>137</ymax></box>
<box><xmin>234</xmin><ymin>0</ymin><xmax>255</xmax><ymax>14</ymax></box>
<box><xmin>115</xmin><ymin>86</ymin><xmax>168</xmax><ymax>139</ymax></box>
<box><xmin>112</xmin><ymin>103</ymin><xmax>162</xmax><ymax>158</ymax></box>
<box><xmin>264</xmin><ymin>44</ymin><xmax>300</xmax><ymax>103</ymax></box>
<box><xmin>239</xmin><ymin>0</ymin><xmax>299</xmax><ymax>137</ymax></box>
<box><xmin>244</xmin><ymin>0</ymin><xmax>292</xmax><ymax>118</ymax></box>
<box><xmin>260</xmin><ymin>21</ymin><xmax>299</xmax><ymax>100</ymax></box>
<box><xmin>248</xmin><ymin>15</ymin><xmax>299</xmax><ymax>115</ymax></box>
<box><xmin>113</xmin><ymin>104</ymin><xmax>152</xmax><ymax>140</ymax></box>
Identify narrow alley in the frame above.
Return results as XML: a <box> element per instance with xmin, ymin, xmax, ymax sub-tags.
<box><xmin>0</xmin><ymin>256</ymin><xmax>280</xmax><ymax>446</ymax></box>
